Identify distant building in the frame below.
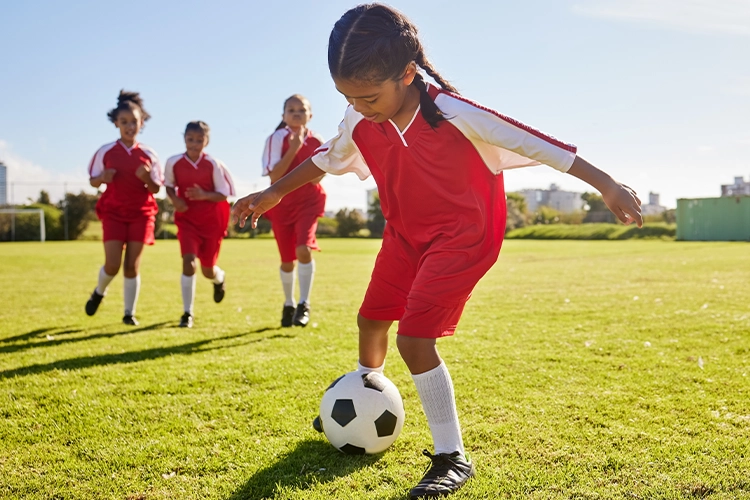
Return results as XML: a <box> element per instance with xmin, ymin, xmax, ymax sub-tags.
<box><xmin>721</xmin><ymin>175</ymin><xmax>750</xmax><ymax>197</ymax></box>
<box><xmin>641</xmin><ymin>192</ymin><xmax>667</xmax><ymax>216</ymax></box>
<box><xmin>519</xmin><ymin>184</ymin><xmax>584</xmax><ymax>213</ymax></box>
<box><xmin>0</xmin><ymin>162</ymin><xmax>7</xmax><ymax>206</ymax></box>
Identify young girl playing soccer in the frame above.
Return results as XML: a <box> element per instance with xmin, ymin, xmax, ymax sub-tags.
<box><xmin>164</xmin><ymin>121</ymin><xmax>235</xmax><ymax>328</ymax></box>
<box><xmin>86</xmin><ymin>90</ymin><xmax>163</xmax><ymax>326</ymax></box>
<box><xmin>234</xmin><ymin>4</ymin><xmax>642</xmax><ymax>498</ymax></box>
<box><xmin>261</xmin><ymin>94</ymin><xmax>326</xmax><ymax>328</ymax></box>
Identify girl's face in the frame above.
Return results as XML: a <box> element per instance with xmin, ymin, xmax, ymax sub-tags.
<box><xmin>282</xmin><ymin>98</ymin><xmax>312</xmax><ymax>129</ymax></box>
<box><xmin>185</xmin><ymin>130</ymin><xmax>208</xmax><ymax>158</ymax></box>
<box><xmin>115</xmin><ymin>108</ymin><xmax>143</xmax><ymax>146</ymax></box>
<box><xmin>333</xmin><ymin>62</ymin><xmax>418</xmax><ymax>125</ymax></box>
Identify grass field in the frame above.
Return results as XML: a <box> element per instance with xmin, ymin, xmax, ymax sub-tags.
<box><xmin>0</xmin><ymin>239</ymin><xmax>748</xmax><ymax>499</ymax></box>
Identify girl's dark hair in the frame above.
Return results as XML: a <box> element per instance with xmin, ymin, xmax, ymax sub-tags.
<box><xmin>328</xmin><ymin>3</ymin><xmax>457</xmax><ymax>128</ymax></box>
<box><xmin>107</xmin><ymin>90</ymin><xmax>151</xmax><ymax>124</ymax></box>
<box><xmin>185</xmin><ymin>120</ymin><xmax>210</xmax><ymax>143</ymax></box>
<box><xmin>275</xmin><ymin>94</ymin><xmax>311</xmax><ymax>131</ymax></box>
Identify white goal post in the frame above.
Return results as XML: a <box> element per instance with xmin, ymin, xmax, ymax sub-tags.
<box><xmin>0</xmin><ymin>208</ymin><xmax>46</xmax><ymax>242</ymax></box>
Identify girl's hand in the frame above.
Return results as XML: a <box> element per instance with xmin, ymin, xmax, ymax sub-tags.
<box><xmin>135</xmin><ymin>164</ymin><xmax>151</xmax><ymax>183</ymax></box>
<box><xmin>101</xmin><ymin>169</ymin><xmax>116</xmax><ymax>183</ymax></box>
<box><xmin>185</xmin><ymin>184</ymin><xmax>208</xmax><ymax>201</ymax></box>
<box><xmin>231</xmin><ymin>189</ymin><xmax>282</xmax><ymax>228</ymax></box>
<box><xmin>601</xmin><ymin>182</ymin><xmax>643</xmax><ymax>227</ymax></box>
<box><xmin>288</xmin><ymin>128</ymin><xmax>305</xmax><ymax>152</ymax></box>
<box><xmin>172</xmin><ymin>197</ymin><xmax>189</xmax><ymax>213</ymax></box>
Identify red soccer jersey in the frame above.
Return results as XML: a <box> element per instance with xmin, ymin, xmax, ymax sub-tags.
<box><xmin>261</xmin><ymin>127</ymin><xmax>326</xmax><ymax>222</ymax></box>
<box><xmin>312</xmin><ymin>83</ymin><xmax>577</xmax><ymax>304</ymax></box>
<box><xmin>164</xmin><ymin>152</ymin><xmax>235</xmax><ymax>237</ymax></box>
<box><xmin>88</xmin><ymin>140</ymin><xmax>163</xmax><ymax>221</ymax></box>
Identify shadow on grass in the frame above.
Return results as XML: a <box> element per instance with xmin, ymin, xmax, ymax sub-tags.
<box><xmin>0</xmin><ymin>327</ymin><xmax>292</xmax><ymax>380</ymax></box>
<box><xmin>0</xmin><ymin>326</ymin><xmax>83</xmax><ymax>344</ymax></box>
<box><xmin>229</xmin><ymin>439</ymin><xmax>384</xmax><ymax>500</ymax></box>
<box><xmin>0</xmin><ymin>322</ymin><xmax>171</xmax><ymax>354</ymax></box>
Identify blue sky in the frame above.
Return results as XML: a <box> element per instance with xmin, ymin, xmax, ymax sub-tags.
<box><xmin>1</xmin><ymin>0</ymin><xmax>749</xmax><ymax>211</ymax></box>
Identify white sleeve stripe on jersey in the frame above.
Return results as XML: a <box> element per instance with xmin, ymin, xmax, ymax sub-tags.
<box><xmin>437</xmin><ymin>89</ymin><xmax>577</xmax><ymax>154</ymax></box>
<box><xmin>88</xmin><ymin>142</ymin><xmax>117</xmax><ymax>177</ymax></box>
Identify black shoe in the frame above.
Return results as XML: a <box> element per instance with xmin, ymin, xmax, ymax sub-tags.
<box><xmin>408</xmin><ymin>450</ymin><xmax>475</xmax><ymax>499</ymax></box>
<box><xmin>213</xmin><ymin>280</ymin><xmax>225</xmax><ymax>303</ymax></box>
<box><xmin>179</xmin><ymin>312</ymin><xmax>193</xmax><ymax>328</ymax></box>
<box><xmin>85</xmin><ymin>289</ymin><xmax>104</xmax><ymax>316</ymax></box>
<box><xmin>281</xmin><ymin>305</ymin><xmax>295</xmax><ymax>327</ymax></box>
<box><xmin>122</xmin><ymin>314</ymin><xmax>139</xmax><ymax>326</ymax></box>
<box><xmin>293</xmin><ymin>302</ymin><xmax>310</xmax><ymax>327</ymax></box>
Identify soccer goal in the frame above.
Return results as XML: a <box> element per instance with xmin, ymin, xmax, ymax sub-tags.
<box><xmin>0</xmin><ymin>208</ymin><xmax>46</xmax><ymax>242</ymax></box>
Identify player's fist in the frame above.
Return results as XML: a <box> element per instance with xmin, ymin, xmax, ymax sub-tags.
<box><xmin>135</xmin><ymin>164</ymin><xmax>151</xmax><ymax>183</ymax></box>
<box><xmin>185</xmin><ymin>184</ymin><xmax>207</xmax><ymax>201</ymax></box>
<box><xmin>173</xmin><ymin>197</ymin><xmax>188</xmax><ymax>213</ymax></box>
<box><xmin>101</xmin><ymin>168</ymin><xmax>116</xmax><ymax>183</ymax></box>
<box><xmin>288</xmin><ymin>128</ymin><xmax>304</xmax><ymax>151</ymax></box>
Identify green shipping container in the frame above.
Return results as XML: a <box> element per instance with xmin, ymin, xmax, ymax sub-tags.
<box><xmin>676</xmin><ymin>197</ymin><xmax>750</xmax><ymax>241</ymax></box>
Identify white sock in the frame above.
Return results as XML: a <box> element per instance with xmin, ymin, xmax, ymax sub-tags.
<box><xmin>298</xmin><ymin>260</ymin><xmax>315</xmax><ymax>305</ymax></box>
<box><xmin>412</xmin><ymin>361</ymin><xmax>465</xmax><ymax>457</ymax></box>
<box><xmin>96</xmin><ymin>267</ymin><xmax>115</xmax><ymax>296</ymax></box>
<box><xmin>181</xmin><ymin>274</ymin><xmax>196</xmax><ymax>314</ymax></box>
<box><xmin>123</xmin><ymin>276</ymin><xmax>140</xmax><ymax>316</ymax></box>
<box><xmin>357</xmin><ymin>360</ymin><xmax>385</xmax><ymax>374</ymax></box>
<box><xmin>280</xmin><ymin>269</ymin><xmax>295</xmax><ymax>307</ymax></box>
<box><xmin>211</xmin><ymin>266</ymin><xmax>225</xmax><ymax>285</ymax></box>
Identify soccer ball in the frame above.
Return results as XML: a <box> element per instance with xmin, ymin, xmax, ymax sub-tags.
<box><xmin>314</xmin><ymin>371</ymin><xmax>405</xmax><ymax>454</ymax></box>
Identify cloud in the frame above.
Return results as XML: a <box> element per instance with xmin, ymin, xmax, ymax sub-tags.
<box><xmin>573</xmin><ymin>0</ymin><xmax>750</xmax><ymax>36</ymax></box>
<box><xmin>0</xmin><ymin>140</ymin><xmax>93</xmax><ymax>204</ymax></box>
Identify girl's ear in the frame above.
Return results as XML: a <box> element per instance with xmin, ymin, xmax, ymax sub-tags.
<box><xmin>402</xmin><ymin>61</ymin><xmax>418</xmax><ymax>86</ymax></box>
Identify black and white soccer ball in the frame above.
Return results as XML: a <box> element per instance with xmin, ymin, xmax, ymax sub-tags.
<box><xmin>314</xmin><ymin>371</ymin><xmax>405</xmax><ymax>455</ymax></box>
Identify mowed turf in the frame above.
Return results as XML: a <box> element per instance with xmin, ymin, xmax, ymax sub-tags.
<box><xmin>0</xmin><ymin>239</ymin><xmax>748</xmax><ymax>500</ymax></box>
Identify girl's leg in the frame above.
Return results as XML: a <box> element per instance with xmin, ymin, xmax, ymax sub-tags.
<box><xmin>280</xmin><ymin>260</ymin><xmax>296</xmax><ymax>305</ymax></box>
<box><xmin>85</xmin><ymin>240</ymin><xmax>123</xmax><ymax>316</ymax></box>
<box><xmin>122</xmin><ymin>241</ymin><xmax>145</xmax><ymax>318</ymax></box>
<box><xmin>358</xmin><ymin>314</ymin><xmax>392</xmax><ymax>371</ymax></box>
<box><xmin>99</xmin><ymin>240</ymin><xmax>124</xmax><ymax>293</ymax></box>
<box><xmin>182</xmin><ymin>254</ymin><xmax>197</xmax><ymax>316</ymax></box>
<box><xmin>295</xmin><ymin>245</ymin><xmax>314</xmax><ymax>305</ymax></box>
<box><xmin>201</xmin><ymin>263</ymin><xmax>226</xmax><ymax>303</ymax></box>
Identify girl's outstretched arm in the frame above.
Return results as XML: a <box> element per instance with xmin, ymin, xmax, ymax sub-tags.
<box><xmin>232</xmin><ymin>157</ymin><xmax>326</xmax><ymax>228</ymax></box>
<box><xmin>567</xmin><ymin>156</ymin><xmax>643</xmax><ymax>227</ymax></box>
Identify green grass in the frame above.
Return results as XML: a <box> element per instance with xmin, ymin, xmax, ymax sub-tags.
<box><xmin>0</xmin><ymin>239</ymin><xmax>748</xmax><ymax>499</ymax></box>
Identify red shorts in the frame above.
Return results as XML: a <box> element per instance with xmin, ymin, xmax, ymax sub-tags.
<box><xmin>178</xmin><ymin>226</ymin><xmax>224</xmax><ymax>267</ymax></box>
<box><xmin>102</xmin><ymin>216</ymin><xmax>155</xmax><ymax>245</ymax></box>
<box><xmin>359</xmin><ymin>231</ymin><xmax>473</xmax><ymax>339</ymax></box>
<box><xmin>271</xmin><ymin>214</ymin><xmax>320</xmax><ymax>263</ymax></box>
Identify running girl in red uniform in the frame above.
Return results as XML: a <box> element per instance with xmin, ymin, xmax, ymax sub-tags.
<box><xmin>233</xmin><ymin>4</ymin><xmax>642</xmax><ymax>498</ymax></box>
<box><xmin>164</xmin><ymin>121</ymin><xmax>235</xmax><ymax>328</ymax></box>
<box><xmin>86</xmin><ymin>90</ymin><xmax>163</xmax><ymax>326</ymax></box>
<box><xmin>261</xmin><ymin>94</ymin><xmax>326</xmax><ymax>328</ymax></box>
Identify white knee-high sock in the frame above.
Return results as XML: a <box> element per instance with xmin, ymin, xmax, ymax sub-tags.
<box><xmin>280</xmin><ymin>269</ymin><xmax>295</xmax><ymax>307</ymax></box>
<box><xmin>412</xmin><ymin>361</ymin><xmax>465</xmax><ymax>457</ymax></box>
<box><xmin>181</xmin><ymin>274</ymin><xmax>196</xmax><ymax>314</ymax></box>
<box><xmin>123</xmin><ymin>276</ymin><xmax>141</xmax><ymax>316</ymax></box>
<box><xmin>297</xmin><ymin>260</ymin><xmax>315</xmax><ymax>305</ymax></box>
<box><xmin>211</xmin><ymin>266</ymin><xmax>225</xmax><ymax>285</ymax></box>
<box><xmin>357</xmin><ymin>360</ymin><xmax>385</xmax><ymax>374</ymax></box>
<box><xmin>96</xmin><ymin>267</ymin><xmax>116</xmax><ymax>295</ymax></box>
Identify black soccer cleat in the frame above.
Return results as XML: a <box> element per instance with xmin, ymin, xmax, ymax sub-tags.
<box><xmin>85</xmin><ymin>289</ymin><xmax>104</xmax><ymax>316</ymax></box>
<box><xmin>312</xmin><ymin>415</ymin><xmax>323</xmax><ymax>433</ymax></box>
<box><xmin>281</xmin><ymin>305</ymin><xmax>295</xmax><ymax>328</ymax></box>
<box><xmin>293</xmin><ymin>302</ymin><xmax>310</xmax><ymax>327</ymax></box>
<box><xmin>122</xmin><ymin>314</ymin><xmax>139</xmax><ymax>326</ymax></box>
<box><xmin>179</xmin><ymin>312</ymin><xmax>193</xmax><ymax>328</ymax></box>
<box><xmin>213</xmin><ymin>280</ymin><xmax>225</xmax><ymax>303</ymax></box>
<box><xmin>409</xmin><ymin>450</ymin><xmax>475</xmax><ymax>499</ymax></box>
